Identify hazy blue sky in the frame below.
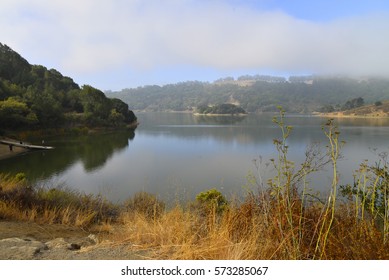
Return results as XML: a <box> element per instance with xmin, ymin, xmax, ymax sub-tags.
<box><xmin>2</xmin><ymin>0</ymin><xmax>389</xmax><ymax>90</ymax></box>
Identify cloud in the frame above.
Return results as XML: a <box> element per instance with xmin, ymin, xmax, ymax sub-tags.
<box><xmin>1</xmin><ymin>0</ymin><xmax>389</xmax><ymax>82</ymax></box>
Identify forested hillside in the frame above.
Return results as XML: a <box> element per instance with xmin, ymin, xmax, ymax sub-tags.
<box><xmin>0</xmin><ymin>43</ymin><xmax>137</xmax><ymax>131</ymax></box>
<box><xmin>107</xmin><ymin>75</ymin><xmax>389</xmax><ymax>113</ymax></box>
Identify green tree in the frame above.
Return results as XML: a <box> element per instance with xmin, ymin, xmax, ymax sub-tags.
<box><xmin>111</xmin><ymin>98</ymin><xmax>136</xmax><ymax>123</ymax></box>
<box><xmin>80</xmin><ymin>85</ymin><xmax>112</xmax><ymax>125</ymax></box>
<box><xmin>25</xmin><ymin>86</ymin><xmax>64</xmax><ymax>127</ymax></box>
<box><xmin>0</xmin><ymin>43</ymin><xmax>32</xmax><ymax>85</ymax></box>
<box><xmin>341</xmin><ymin>97</ymin><xmax>365</xmax><ymax>111</ymax></box>
<box><xmin>108</xmin><ymin>109</ymin><xmax>125</xmax><ymax>127</ymax></box>
<box><xmin>0</xmin><ymin>97</ymin><xmax>38</xmax><ymax>128</ymax></box>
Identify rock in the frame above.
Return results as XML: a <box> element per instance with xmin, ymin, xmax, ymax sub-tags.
<box><xmin>66</xmin><ymin>235</ymin><xmax>98</xmax><ymax>249</ymax></box>
<box><xmin>44</xmin><ymin>235</ymin><xmax>99</xmax><ymax>252</ymax></box>
<box><xmin>0</xmin><ymin>238</ymin><xmax>47</xmax><ymax>259</ymax></box>
<box><xmin>46</xmin><ymin>238</ymin><xmax>87</xmax><ymax>251</ymax></box>
<box><xmin>45</xmin><ymin>238</ymin><xmax>69</xmax><ymax>249</ymax></box>
<box><xmin>88</xmin><ymin>234</ymin><xmax>98</xmax><ymax>244</ymax></box>
<box><xmin>0</xmin><ymin>233</ymin><xmax>144</xmax><ymax>260</ymax></box>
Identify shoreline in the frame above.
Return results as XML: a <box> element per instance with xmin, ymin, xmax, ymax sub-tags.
<box><xmin>0</xmin><ymin>136</ymin><xmax>31</xmax><ymax>160</ymax></box>
<box><xmin>135</xmin><ymin>110</ymin><xmax>389</xmax><ymax>119</ymax></box>
<box><xmin>312</xmin><ymin>112</ymin><xmax>389</xmax><ymax>119</ymax></box>
<box><xmin>193</xmin><ymin>113</ymin><xmax>248</xmax><ymax>116</ymax></box>
<box><xmin>0</xmin><ymin>144</ymin><xmax>27</xmax><ymax>160</ymax></box>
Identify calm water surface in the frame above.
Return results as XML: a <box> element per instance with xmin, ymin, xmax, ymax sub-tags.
<box><xmin>1</xmin><ymin>113</ymin><xmax>389</xmax><ymax>203</ymax></box>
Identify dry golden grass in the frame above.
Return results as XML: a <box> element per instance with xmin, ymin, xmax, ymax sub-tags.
<box><xmin>106</xmin><ymin>196</ymin><xmax>389</xmax><ymax>260</ymax></box>
<box><xmin>0</xmin><ymin>173</ymin><xmax>116</xmax><ymax>228</ymax></box>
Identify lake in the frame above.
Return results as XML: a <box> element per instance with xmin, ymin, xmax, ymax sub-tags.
<box><xmin>1</xmin><ymin>112</ymin><xmax>389</xmax><ymax>203</ymax></box>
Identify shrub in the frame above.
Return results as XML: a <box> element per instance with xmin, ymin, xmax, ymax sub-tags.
<box><xmin>124</xmin><ymin>191</ymin><xmax>165</xmax><ymax>219</ymax></box>
<box><xmin>196</xmin><ymin>188</ymin><xmax>228</xmax><ymax>213</ymax></box>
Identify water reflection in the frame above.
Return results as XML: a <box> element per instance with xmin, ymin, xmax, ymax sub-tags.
<box><xmin>1</xmin><ymin>112</ymin><xmax>389</xmax><ymax>203</ymax></box>
<box><xmin>139</xmin><ymin>113</ymin><xmax>389</xmax><ymax>149</ymax></box>
<box><xmin>193</xmin><ymin>114</ymin><xmax>247</xmax><ymax>125</ymax></box>
<box><xmin>0</xmin><ymin>130</ymin><xmax>135</xmax><ymax>179</ymax></box>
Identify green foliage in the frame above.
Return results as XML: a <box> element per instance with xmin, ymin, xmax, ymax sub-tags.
<box><xmin>79</xmin><ymin>85</ymin><xmax>112</xmax><ymax>126</ymax></box>
<box><xmin>196</xmin><ymin>188</ymin><xmax>228</xmax><ymax>213</ymax></box>
<box><xmin>0</xmin><ymin>43</ymin><xmax>136</xmax><ymax>130</ymax></box>
<box><xmin>340</xmin><ymin>160</ymin><xmax>389</xmax><ymax>234</ymax></box>
<box><xmin>109</xmin><ymin>109</ymin><xmax>125</xmax><ymax>126</ymax></box>
<box><xmin>0</xmin><ymin>97</ymin><xmax>38</xmax><ymax>128</ymax></box>
<box><xmin>0</xmin><ymin>43</ymin><xmax>31</xmax><ymax>85</ymax></box>
<box><xmin>341</xmin><ymin>97</ymin><xmax>365</xmax><ymax>111</ymax></box>
<box><xmin>110</xmin><ymin>98</ymin><xmax>137</xmax><ymax>123</ymax></box>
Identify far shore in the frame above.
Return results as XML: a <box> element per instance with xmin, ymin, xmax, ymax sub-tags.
<box><xmin>1</xmin><ymin>111</ymin><xmax>387</xmax><ymax>161</ymax></box>
<box><xmin>135</xmin><ymin>110</ymin><xmax>389</xmax><ymax>119</ymax></box>
<box><xmin>312</xmin><ymin>112</ymin><xmax>389</xmax><ymax>119</ymax></box>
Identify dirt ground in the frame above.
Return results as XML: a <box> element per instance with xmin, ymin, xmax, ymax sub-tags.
<box><xmin>0</xmin><ymin>220</ymin><xmax>149</xmax><ymax>260</ymax></box>
<box><xmin>0</xmin><ymin>220</ymin><xmax>94</xmax><ymax>242</ymax></box>
<box><xmin>0</xmin><ymin>144</ymin><xmax>27</xmax><ymax>160</ymax></box>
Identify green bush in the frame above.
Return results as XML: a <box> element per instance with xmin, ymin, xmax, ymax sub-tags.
<box><xmin>196</xmin><ymin>188</ymin><xmax>228</xmax><ymax>213</ymax></box>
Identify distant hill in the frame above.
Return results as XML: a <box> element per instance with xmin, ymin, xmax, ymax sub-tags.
<box><xmin>106</xmin><ymin>76</ymin><xmax>389</xmax><ymax>113</ymax></box>
<box><xmin>0</xmin><ymin>43</ymin><xmax>137</xmax><ymax>132</ymax></box>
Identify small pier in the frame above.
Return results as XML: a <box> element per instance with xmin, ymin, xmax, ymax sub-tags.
<box><xmin>0</xmin><ymin>139</ymin><xmax>54</xmax><ymax>151</ymax></box>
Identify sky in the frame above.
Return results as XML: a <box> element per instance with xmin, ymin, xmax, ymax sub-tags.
<box><xmin>1</xmin><ymin>0</ymin><xmax>389</xmax><ymax>90</ymax></box>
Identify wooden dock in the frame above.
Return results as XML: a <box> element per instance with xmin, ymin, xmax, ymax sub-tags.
<box><xmin>0</xmin><ymin>139</ymin><xmax>54</xmax><ymax>150</ymax></box>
